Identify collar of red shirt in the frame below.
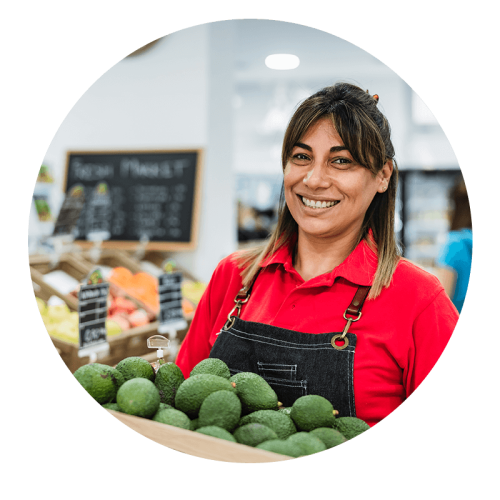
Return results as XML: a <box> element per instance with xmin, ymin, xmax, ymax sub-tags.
<box><xmin>259</xmin><ymin>232</ymin><xmax>378</xmax><ymax>287</ymax></box>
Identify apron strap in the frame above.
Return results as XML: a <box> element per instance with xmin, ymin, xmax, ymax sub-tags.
<box><xmin>346</xmin><ymin>285</ymin><xmax>371</xmax><ymax>317</ymax></box>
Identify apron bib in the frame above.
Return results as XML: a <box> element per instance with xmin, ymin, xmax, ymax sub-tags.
<box><xmin>209</xmin><ymin>276</ymin><xmax>370</xmax><ymax>417</ymax></box>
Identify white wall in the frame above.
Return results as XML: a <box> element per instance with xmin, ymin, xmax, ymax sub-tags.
<box><xmin>38</xmin><ymin>23</ymin><xmax>237</xmax><ymax>283</ymax></box>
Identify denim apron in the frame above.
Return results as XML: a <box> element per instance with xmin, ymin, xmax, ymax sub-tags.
<box><xmin>209</xmin><ymin>271</ymin><xmax>370</xmax><ymax>417</ymax></box>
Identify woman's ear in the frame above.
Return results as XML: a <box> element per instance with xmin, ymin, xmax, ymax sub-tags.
<box><xmin>377</xmin><ymin>159</ymin><xmax>394</xmax><ymax>193</ymax></box>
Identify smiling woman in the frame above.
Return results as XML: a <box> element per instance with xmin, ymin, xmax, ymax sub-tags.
<box><xmin>239</xmin><ymin>82</ymin><xmax>401</xmax><ymax>298</ymax></box>
<box><xmin>176</xmin><ymin>82</ymin><xmax>459</xmax><ymax>428</ymax></box>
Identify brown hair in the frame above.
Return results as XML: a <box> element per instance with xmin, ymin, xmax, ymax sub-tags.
<box><xmin>236</xmin><ymin>82</ymin><xmax>401</xmax><ymax>299</ymax></box>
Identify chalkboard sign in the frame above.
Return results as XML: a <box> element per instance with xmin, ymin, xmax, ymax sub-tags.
<box><xmin>158</xmin><ymin>272</ymin><xmax>187</xmax><ymax>333</ymax></box>
<box><xmin>78</xmin><ymin>282</ymin><xmax>109</xmax><ymax>349</ymax></box>
<box><xmin>63</xmin><ymin>150</ymin><xmax>203</xmax><ymax>250</ymax></box>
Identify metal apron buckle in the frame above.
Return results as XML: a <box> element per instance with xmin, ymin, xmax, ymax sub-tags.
<box><xmin>222</xmin><ymin>287</ymin><xmax>250</xmax><ymax>331</ymax></box>
<box><xmin>331</xmin><ymin>285</ymin><xmax>370</xmax><ymax>350</ymax></box>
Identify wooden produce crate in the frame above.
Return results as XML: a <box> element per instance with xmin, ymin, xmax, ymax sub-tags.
<box><xmin>30</xmin><ymin>253</ymin><xmax>93</xmax><ymax>310</ymax></box>
<box><xmin>138</xmin><ymin>250</ymin><xmax>199</xmax><ymax>282</ymax></box>
<box><xmin>108</xmin><ymin>410</ymin><xmax>292</xmax><ymax>463</ymax></box>
<box><xmin>28</xmin><ymin>255</ymin><xmax>192</xmax><ymax>373</ymax></box>
<box><xmin>78</xmin><ymin>248</ymin><xmax>197</xmax><ymax>323</ymax></box>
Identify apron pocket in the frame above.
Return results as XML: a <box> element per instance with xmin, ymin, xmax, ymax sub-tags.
<box><xmin>261</xmin><ymin>376</ymin><xmax>308</xmax><ymax>407</ymax></box>
<box><xmin>257</xmin><ymin>362</ymin><xmax>297</xmax><ymax>381</ymax></box>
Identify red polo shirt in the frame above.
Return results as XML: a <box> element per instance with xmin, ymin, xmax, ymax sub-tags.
<box><xmin>176</xmin><ymin>236</ymin><xmax>459</xmax><ymax>427</ymax></box>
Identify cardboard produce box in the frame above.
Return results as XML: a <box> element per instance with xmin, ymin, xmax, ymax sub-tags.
<box><xmin>108</xmin><ymin>410</ymin><xmax>292</xmax><ymax>463</ymax></box>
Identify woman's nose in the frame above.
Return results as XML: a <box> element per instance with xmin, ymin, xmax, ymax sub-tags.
<box><xmin>303</xmin><ymin>163</ymin><xmax>330</xmax><ymax>189</ymax></box>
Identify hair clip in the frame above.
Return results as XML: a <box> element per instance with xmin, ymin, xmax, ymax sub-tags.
<box><xmin>366</xmin><ymin>89</ymin><xmax>379</xmax><ymax>104</ymax></box>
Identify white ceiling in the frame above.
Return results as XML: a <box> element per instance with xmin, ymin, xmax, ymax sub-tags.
<box><xmin>230</xmin><ymin>19</ymin><xmax>396</xmax><ymax>83</ymax></box>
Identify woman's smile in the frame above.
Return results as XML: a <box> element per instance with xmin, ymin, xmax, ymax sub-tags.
<box><xmin>298</xmin><ymin>195</ymin><xmax>341</xmax><ymax>209</ymax></box>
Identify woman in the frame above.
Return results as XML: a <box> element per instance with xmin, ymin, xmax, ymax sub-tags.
<box><xmin>176</xmin><ymin>82</ymin><xmax>458</xmax><ymax>427</ymax></box>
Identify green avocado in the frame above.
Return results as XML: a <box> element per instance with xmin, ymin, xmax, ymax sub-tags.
<box><xmin>102</xmin><ymin>402</ymin><xmax>124</xmax><ymax>413</ymax></box>
<box><xmin>116</xmin><ymin>378</ymin><xmax>160</xmax><ymax>418</ymax></box>
<box><xmin>229</xmin><ymin>372</ymin><xmax>278</xmax><ymax>414</ymax></box>
<box><xmin>332</xmin><ymin>417</ymin><xmax>371</xmax><ymax>440</ymax></box>
<box><xmin>198</xmin><ymin>390</ymin><xmax>242</xmax><ymax>432</ymax></box>
<box><xmin>152</xmin><ymin>408</ymin><xmax>191</xmax><ymax>430</ymax></box>
<box><xmin>309</xmin><ymin>427</ymin><xmax>347</xmax><ymax>448</ymax></box>
<box><xmin>256</xmin><ymin>439</ymin><xmax>302</xmax><ymax>458</ymax></box>
<box><xmin>174</xmin><ymin>374</ymin><xmax>237</xmax><ymax>418</ymax></box>
<box><xmin>190</xmin><ymin>358</ymin><xmax>231</xmax><ymax>379</ymax></box>
<box><xmin>290</xmin><ymin>395</ymin><xmax>336</xmax><ymax>431</ymax></box>
<box><xmin>115</xmin><ymin>357</ymin><xmax>155</xmax><ymax>383</ymax></box>
<box><xmin>233</xmin><ymin>423</ymin><xmax>278</xmax><ymax>447</ymax></box>
<box><xmin>238</xmin><ymin>409</ymin><xmax>297</xmax><ymax>439</ymax></box>
<box><xmin>74</xmin><ymin>363</ymin><xmax>117</xmax><ymax>404</ymax></box>
<box><xmin>154</xmin><ymin>362</ymin><xmax>185</xmax><ymax>406</ymax></box>
<box><xmin>286</xmin><ymin>432</ymin><xmax>327</xmax><ymax>456</ymax></box>
<box><xmin>196</xmin><ymin>426</ymin><xmax>237</xmax><ymax>442</ymax></box>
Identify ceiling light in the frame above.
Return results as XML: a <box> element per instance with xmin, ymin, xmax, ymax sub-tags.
<box><xmin>265</xmin><ymin>54</ymin><xmax>300</xmax><ymax>70</ymax></box>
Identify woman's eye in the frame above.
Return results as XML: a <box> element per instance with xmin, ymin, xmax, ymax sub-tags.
<box><xmin>332</xmin><ymin>158</ymin><xmax>352</xmax><ymax>168</ymax></box>
<box><xmin>291</xmin><ymin>153</ymin><xmax>311</xmax><ymax>165</ymax></box>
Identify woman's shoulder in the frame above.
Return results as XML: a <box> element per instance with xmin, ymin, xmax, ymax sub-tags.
<box><xmin>392</xmin><ymin>258</ymin><xmax>445</xmax><ymax>294</ymax></box>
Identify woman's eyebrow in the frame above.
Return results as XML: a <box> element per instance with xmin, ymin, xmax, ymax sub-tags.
<box><xmin>294</xmin><ymin>142</ymin><xmax>349</xmax><ymax>153</ymax></box>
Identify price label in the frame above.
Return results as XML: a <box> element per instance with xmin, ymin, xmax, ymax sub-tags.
<box><xmin>78</xmin><ymin>281</ymin><xmax>109</xmax><ymax>349</ymax></box>
<box><xmin>158</xmin><ymin>271</ymin><xmax>187</xmax><ymax>332</ymax></box>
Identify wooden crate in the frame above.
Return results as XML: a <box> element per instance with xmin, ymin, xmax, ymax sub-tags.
<box><xmin>32</xmin><ymin>250</ymin><xmax>194</xmax><ymax>372</ymax></box>
<box><xmin>30</xmin><ymin>253</ymin><xmax>93</xmax><ymax>310</ymax></box>
<box><xmin>108</xmin><ymin>410</ymin><xmax>292</xmax><ymax>463</ymax></box>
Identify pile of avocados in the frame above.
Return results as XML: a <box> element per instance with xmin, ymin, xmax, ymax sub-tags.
<box><xmin>73</xmin><ymin>357</ymin><xmax>370</xmax><ymax>458</ymax></box>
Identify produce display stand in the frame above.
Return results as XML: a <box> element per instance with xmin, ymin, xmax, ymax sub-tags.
<box><xmin>30</xmin><ymin>251</ymin><xmax>194</xmax><ymax>373</ymax></box>
<box><xmin>107</xmin><ymin>410</ymin><xmax>291</xmax><ymax>463</ymax></box>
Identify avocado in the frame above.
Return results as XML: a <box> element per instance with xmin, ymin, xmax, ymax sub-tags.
<box><xmin>93</xmin><ymin>363</ymin><xmax>125</xmax><ymax>399</ymax></box>
<box><xmin>198</xmin><ymin>390</ymin><xmax>242</xmax><ymax>432</ymax></box>
<box><xmin>238</xmin><ymin>409</ymin><xmax>297</xmax><ymax>439</ymax></box>
<box><xmin>290</xmin><ymin>395</ymin><xmax>336</xmax><ymax>431</ymax></box>
<box><xmin>115</xmin><ymin>357</ymin><xmax>155</xmax><ymax>383</ymax></box>
<box><xmin>74</xmin><ymin>363</ymin><xmax>117</xmax><ymax>404</ymax></box>
<box><xmin>309</xmin><ymin>427</ymin><xmax>347</xmax><ymax>448</ymax></box>
<box><xmin>229</xmin><ymin>372</ymin><xmax>278</xmax><ymax>414</ymax></box>
<box><xmin>190</xmin><ymin>358</ymin><xmax>231</xmax><ymax>379</ymax></box>
<box><xmin>154</xmin><ymin>362</ymin><xmax>185</xmax><ymax>406</ymax></box>
<box><xmin>152</xmin><ymin>408</ymin><xmax>191</xmax><ymax>430</ymax></box>
<box><xmin>196</xmin><ymin>426</ymin><xmax>237</xmax><ymax>442</ymax></box>
<box><xmin>151</xmin><ymin>402</ymin><xmax>174</xmax><ymax>420</ymax></box>
<box><xmin>332</xmin><ymin>417</ymin><xmax>371</xmax><ymax>440</ymax></box>
<box><xmin>256</xmin><ymin>439</ymin><xmax>301</xmax><ymax>458</ymax></box>
<box><xmin>102</xmin><ymin>402</ymin><xmax>124</xmax><ymax>413</ymax></box>
<box><xmin>286</xmin><ymin>432</ymin><xmax>327</xmax><ymax>455</ymax></box>
<box><xmin>233</xmin><ymin>423</ymin><xmax>278</xmax><ymax>447</ymax></box>
<box><xmin>175</xmin><ymin>374</ymin><xmax>237</xmax><ymax>418</ymax></box>
<box><xmin>189</xmin><ymin>418</ymin><xmax>200</xmax><ymax>431</ymax></box>
<box><xmin>116</xmin><ymin>378</ymin><xmax>160</xmax><ymax>418</ymax></box>
<box><xmin>277</xmin><ymin>407</ymin><xmax>292</xmax><ymax>416</ymax></box>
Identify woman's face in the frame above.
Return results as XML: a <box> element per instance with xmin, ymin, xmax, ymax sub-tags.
<box><xmin>284</xmin><ymin>117</ymin><xmax>392</xmax><ymax>243</ymax></box>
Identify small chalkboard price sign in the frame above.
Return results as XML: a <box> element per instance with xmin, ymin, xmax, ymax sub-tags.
<box><xmin>78</xmin><ymin>270</ymin><xmax>109</xmax><ymax>350</ymax></box>
<box><xmin>158</xmin><ymin>271</ymin><xmax>187</xmax><ymax>333</ymax></box>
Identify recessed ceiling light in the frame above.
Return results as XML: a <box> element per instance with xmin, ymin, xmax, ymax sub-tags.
<box><xmin>265</xmin><ymin>54</ymin><xmax>300</xmax><ymax>70</ymax></box>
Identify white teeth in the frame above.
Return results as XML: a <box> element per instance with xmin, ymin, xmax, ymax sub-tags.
<box><xmin>301</xmin><ymin>196</ymin><xmax>339</xmax><ymax>209</ymax></box>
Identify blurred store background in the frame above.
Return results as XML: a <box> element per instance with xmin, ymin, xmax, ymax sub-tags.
<box><xmin>29</xmin><ymin>20</ymin><xmax>469</xmax><ymax>367</ymax></box>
